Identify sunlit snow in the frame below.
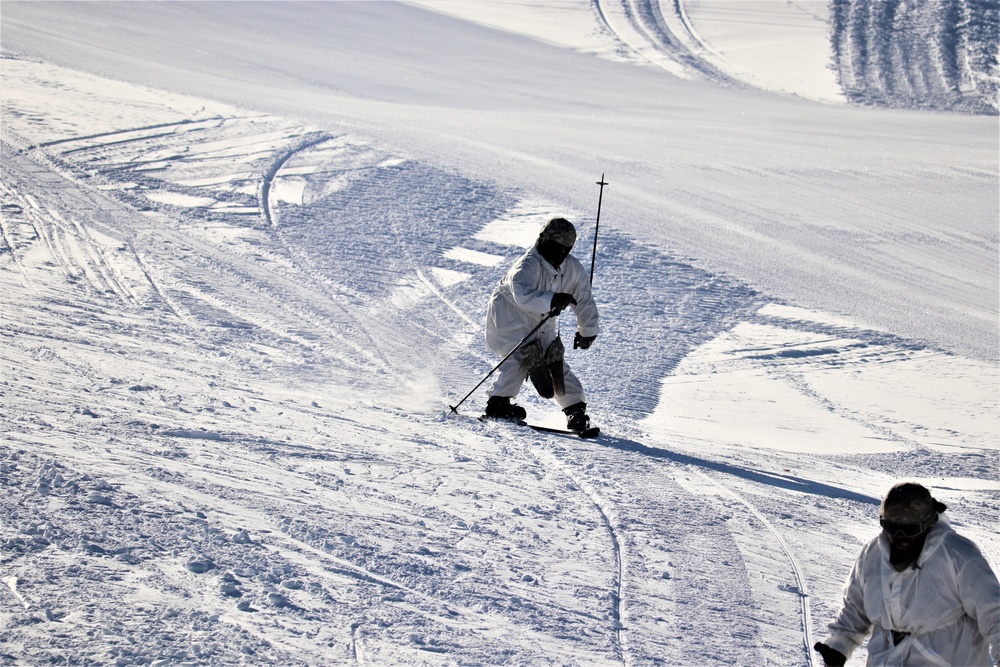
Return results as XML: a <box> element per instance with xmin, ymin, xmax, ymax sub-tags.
<box><xmin>1</xmin><ymin>1</ymin><xmax>996</xmax><ymax>665</ymax></box>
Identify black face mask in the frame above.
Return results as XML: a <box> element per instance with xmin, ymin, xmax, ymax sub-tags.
<box><xmin>882</xmin><ymin>517</ymin><xmax>935</xmax><ymax>571</ymax></box>
<box><xmin>887</xmin><ymin>529</ymin><xmax>930</xmax><ymax>571</ymax></box>
<box><xmin>537</xmin><ymin>239</ymin><xmax>572</xmax><ymax>268</ymax></box>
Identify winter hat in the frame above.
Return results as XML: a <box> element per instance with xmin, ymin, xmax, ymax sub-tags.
<box><xmin>539</xmin><ymin>217</ymin><xmax>577</xmax><ymax>248</ymax></box>
<box><xmin>880</xmin><ymin>482</ymin><xmax>947</xmax><ymax>524</ymax></box>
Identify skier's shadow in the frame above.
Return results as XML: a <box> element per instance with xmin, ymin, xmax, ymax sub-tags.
<box><xmin>595</xmin><ymin>435</ymin><xmax>880</xmax><ymax>506</ymax></box>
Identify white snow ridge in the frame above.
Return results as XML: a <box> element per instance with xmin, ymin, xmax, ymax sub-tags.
<box><xmin>1</xmin><ymin>2</ymin><xmax>997</xmax><ymax>666</ymax></box>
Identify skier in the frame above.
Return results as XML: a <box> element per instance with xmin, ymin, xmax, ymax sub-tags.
<box><xmin>814</xmin><ymin>482</ymin><xmax>1000</xmax><ymax>667</ymax></box>
<box><xmin>482</xmin><ymin>217</ymin><xmax>599</xmax><ymax>432</ymax></box>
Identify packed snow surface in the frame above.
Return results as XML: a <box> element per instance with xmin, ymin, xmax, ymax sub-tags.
<box><xmin>1</xmin><ymin>2</ymin><xmax>997</xmax><ymax>666</ymax></box>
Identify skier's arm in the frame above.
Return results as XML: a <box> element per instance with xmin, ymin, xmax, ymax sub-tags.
<box><xmin>823</xmin><ymin>547</ymin><xmax>874</xmax><ymax>660</ymax></box>
<box><xmin>956</xmin><ymin>541</ymin><xmax>1000</xmax><ymax>663</ymax></box>
<box><xmin>566</xmin><ymin>260</ymin><xmax>599</xmax><ymax>338</ymax></box>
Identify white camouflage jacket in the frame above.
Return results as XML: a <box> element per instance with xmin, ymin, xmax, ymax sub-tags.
<box><xmin>485</xmin><ymin>245</ymin><xmax>599</xmax><ymax>356</ymax></box>
<box><xmin>825</xmin><ymin>517</ymin><xmax>1000</xmax><ymax>666</ymax></box>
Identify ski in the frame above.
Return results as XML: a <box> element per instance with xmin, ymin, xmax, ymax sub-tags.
<box><xmin>526</xmin><ymin>423</ymin><xmax>601</xmax><ymax>439</ymax></box>
<box><xmin>476</xmin><ymin>415</ymin><xmax>600</xmax><ymax>439</ymax></box>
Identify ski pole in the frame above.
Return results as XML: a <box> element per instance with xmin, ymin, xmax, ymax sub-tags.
<box><xmin>589</xmin><ymin>174</ymin><xmax>608</xmax><ymax>286</ymax></box>
<box><xmin>449</xmin><ymin>313</ymin><xmax>553</xmax><ymax>414</ymax></box>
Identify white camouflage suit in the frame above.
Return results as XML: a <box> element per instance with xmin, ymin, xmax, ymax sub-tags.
<box><xmin>824</xmin><ymin>516</ymin><xmax>1000</xmax><ymax>666</ymax></box>
<box><xmin>485</xmin><ymin>245</ymin><xmax>599</xmax><ymax>408</ymax></box>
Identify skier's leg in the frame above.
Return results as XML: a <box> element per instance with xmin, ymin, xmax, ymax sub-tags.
<box><xmin>556</xmin><ymin>366</ymin><xmax>591</xmax><ymax>431</ymax></box>
<box><xmin>488</xmin><ymin>354</ymin><xmax>529</xmax><ymax>401</ymax></box>
<box><xmin>554</xmin><ymin>363</ymin><xmax>585</xmax><ymax>409</ymax></box>
<box><xmin>485</xmin><ymin>355</ymin><xmax>529</xmax><ymax>420</ymax></box>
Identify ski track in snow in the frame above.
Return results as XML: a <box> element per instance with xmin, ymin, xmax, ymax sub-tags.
<box><xmin>592</xmin><ymin>0</ymin><xmax>743</xmax><ymax>87</ymax></box>
<box><xmin>686</xmin><ymin>468</ymin><xmax>816</xmax><ymax>667</ymax></box>
<box><xmin>1</xmin><ymin>13</ymin><xmax>998</xmax><ymax>667</ymax></box>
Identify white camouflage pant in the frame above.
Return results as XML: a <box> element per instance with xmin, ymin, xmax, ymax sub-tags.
<box><xmin>488</xmin><ymin>352</ymin><xmax>585</xmax><ymax>408</ymax></box>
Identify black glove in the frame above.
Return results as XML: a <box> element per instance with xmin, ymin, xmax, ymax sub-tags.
<box><xmin>549</xmin><ymin>292</ymin><xmax>577</xmax><ymax>315</ymax></box>
<box><xmin>813</xmin><ymin>643</ymin><xmax>846</xmax><ymax>667</ymax></box>
<box><xmin>573</xmin><ymin>332</ymin><xmax>596</xmax><ymax>350</ymax></box>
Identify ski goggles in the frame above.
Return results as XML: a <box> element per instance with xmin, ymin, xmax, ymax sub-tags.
<box><xmin>879</xmin><ymin>519</ymin><xmax>929</xmax><ymax>539</ymax></box>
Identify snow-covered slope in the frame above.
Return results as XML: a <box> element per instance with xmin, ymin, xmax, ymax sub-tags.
<box><xmin>3</xmin><ymin>1</ymin><xmax>996</xmax><ymax>363</ymax></box>
<box><xmin>1</xmin><ymin>2</ymin><xmax>997</xmax><ymax>666</ymax></box>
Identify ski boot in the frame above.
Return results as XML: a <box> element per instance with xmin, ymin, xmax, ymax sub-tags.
<box><xmin>563</xmin><ymin>401</ymin><xmax>591</xmax><ymax>433</ymax></box>
<box><xmin>484</xmin><ymin>396</ymin><xmax>527</xmax><ymax>422</ymax></box>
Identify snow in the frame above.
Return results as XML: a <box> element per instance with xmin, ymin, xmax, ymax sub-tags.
<box><xmin>679</xmin><ymin>0</ymin><xmax>844</xmax><ymax>102</ymax></box>
<box><xmin>1</xmin><ymin>1</ymin><xmax>998</xmax><ymax>666</ymax></box>
<box><xmin>144</xmin><ymin>192</ymin><xmax>217</xmax><ymax>208</ymax></box>
<box><xmin>473</xmin><ymin>200</ymin><xmax>558</xmax><ymax>248</ymax></box>
<box><xmin>441</xmin><ymin>247</ymin><xmax>502</xmax><ymax>268</ymax></box>
<box><xmin>646</xmin><ymin>317</ymin><xmax>998</xmax><ymax>455</ymax></box>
